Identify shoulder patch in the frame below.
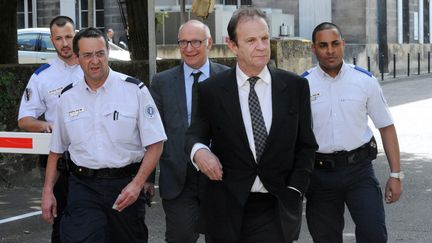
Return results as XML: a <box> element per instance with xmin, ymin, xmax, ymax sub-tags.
<box><xmin>34</xmin><ymin>63</ymin><xmax>51</xmax><ymax>75</ymax></box>
<box><xmin>354</xmin><ymin>66</ymin><xmax>372</xmax><ymax>77</ymax></box>
<box><xmin>300</xmin><ymin>71</ymin><xmax>310</xmax><ymax>78</ymax></box>
<box><xmin>125</xmin><ymin>77</ymin><xmax>145</xmax><ymax>89</ymax></box>
<box><xmin>60</xmin><ymin>83</ymin><xmax>74</xmax><ymax>95</ymax></box>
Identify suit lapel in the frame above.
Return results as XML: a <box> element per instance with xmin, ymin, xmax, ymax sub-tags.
<box><xmin>173</xmin><ymin>65</ymin><xmax>188</xmax><ymax>127</ymax></box>
<box><xmin>266</xmin><ymin>68</ymin><xmax>289</xmax><ymax>152</ymax></box>
<box><xmin>218</xmin><ymin>69</ymin><xmax>255</xmax><ymax>164</ymax></box>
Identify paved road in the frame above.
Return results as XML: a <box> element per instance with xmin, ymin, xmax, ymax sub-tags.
<box><xmin>1</xmin><ymin>74</ymin><xmax>432</xmax><ymax>242</ymax></box>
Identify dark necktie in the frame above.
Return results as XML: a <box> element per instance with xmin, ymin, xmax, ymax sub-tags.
<box><xmin>248</xmin><ymin>76</ymin><xmax>268</xmax><ymax>162</ymax></box>
<box><xmin>191</xmin><ymin>71</ymin><xmax>202</xmax><ymax>123</ymax></box>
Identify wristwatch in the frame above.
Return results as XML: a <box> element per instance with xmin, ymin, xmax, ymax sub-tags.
<box><xmin>390</xmin><ymin>171</ymin><xmax>404</xmax><ymax>180</ymax></box>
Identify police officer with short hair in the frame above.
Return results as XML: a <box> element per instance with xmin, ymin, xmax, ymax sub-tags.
<box><xmin>303</xmin><ymin>22</ymin><xmax>403</xmax><ymax>243</ymax></box>
<box><xmin>41</xmin><ymin>27</ymin><xmax>166</xmax><ymax>243</ymax></box>
<box><xmin>18</xmin><ymin>16</ymin><xmax>82</xmax><ymax>243</ymax></box>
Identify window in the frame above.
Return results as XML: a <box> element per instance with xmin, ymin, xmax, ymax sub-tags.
<box><xmin>17</xmin><ymin>33</ymin><xmax>38</xmax><ymax>51</ymax></box>
<box><xmin>40</xmin><ymin>34</ymin><xmax>56</xmax><ymax>52</ymax></box>
<box><xmin>79</xmin><ymin>0</ymin><xmax>104</xmax><ymax>30</ymax></box>
<box><xmin>17</xmin><ymin>0</ymin><xmax>36</xmax><ymax>29</ymax></box>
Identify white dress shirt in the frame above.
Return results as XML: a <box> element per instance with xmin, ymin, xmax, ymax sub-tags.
<box><xmin>191</xmin><ymin>64</ymin><xmax>272</xmax><ymax>193</ymax></box>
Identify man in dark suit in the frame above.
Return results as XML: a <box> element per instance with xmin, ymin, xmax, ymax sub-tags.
<box><xmin>151</xmin><ymin>20</ymin><xmax>228</xmax><ymax>243</ymax></box>
<box><xmin>185</xmin><ymin>8</ymin><xmax>318</xmax><ymax>243</ymax></box>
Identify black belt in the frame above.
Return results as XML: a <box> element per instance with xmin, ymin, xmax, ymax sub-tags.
<box><xmin>69</xmin><ymin>162</ymin><xmax>141</xmax><ymax>178</ymax></box>
<box><xmin>314</xmin><ymin>137</ymin><xmax>378</xmax><ymax>170</ymax></box>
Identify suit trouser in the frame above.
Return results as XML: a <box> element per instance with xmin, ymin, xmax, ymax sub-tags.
<box><xmin>306</xmin><ymin>159</ymin><xmax>387</xmax><ymax>243</ymax></box>
<box><xmin>209</xmin><ymin>193</ymin><xmax>287</xmax><ymax>243</ymax></box>
<box><xmin>162</xmin><ymin>163</ymin><xmax>207</xmax><ymax>243</ymax></box>
<box><xmin>60</xmin><ymin>175</ymin><xmax>148</xmax><ymax>243</ymax></box>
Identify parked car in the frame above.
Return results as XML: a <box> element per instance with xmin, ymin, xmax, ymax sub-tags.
<box><xmin>17</xmin><ymin>28</ymin><xmax>131</xmax><ymax>64</ymax></box>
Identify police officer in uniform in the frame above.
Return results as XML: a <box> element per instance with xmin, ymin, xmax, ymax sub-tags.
<box><xmin>302</xmin><ymin>22</ymin><xmax>403</xmax><ymax>243</ymax></box>
<box><xmin>18</xmin><ymin>16</ymin><xmax>82</xmax><ymax>243</ymax></box>
<box><xmin>41</xmin><ymin>27</ymin><xmax>166</xmax><ymax>243</ymax></box>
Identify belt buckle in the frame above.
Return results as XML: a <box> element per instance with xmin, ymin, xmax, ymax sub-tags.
<box><xmin>316</xmin><ymin>159</ymin><xmax>335</xmax><ymax>169</ymax></box>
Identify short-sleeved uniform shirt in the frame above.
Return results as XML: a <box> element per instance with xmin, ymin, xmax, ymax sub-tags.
<box><xmin>18</xmin><ymin>58</ymin><xmax>83</xmax><ymax>123</ymax></box>
<box><xmin>302</xmin><ymin>62</ymin><xmax>394</xmax><ymax>153</ymax></box>
<box><xmin>50</xmin><ymin>69</ymin><xmax>167</xmax><ymax>169</ymax></box>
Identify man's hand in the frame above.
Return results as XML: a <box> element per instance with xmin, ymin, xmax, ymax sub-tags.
<box><xmin>385</xmin><ymin>177</ymin><xmax>403</xmax><ymax>203</ymax></box>
<box><xmin>41</xmin><ymin>188</ymin><xmax>57</xmax><ymax>224</ymax></box>
<box><xmin>112</xmin><ymin>180</ymin><xmax>142</xmax><ymax>212</ymax></box>
<box><xmin>194</xmin><ymin>149</ymin><xmax>223</xmax><ymax>181</ymax></box>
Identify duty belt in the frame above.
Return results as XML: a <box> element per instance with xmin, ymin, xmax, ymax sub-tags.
<box><xmin>314</xmin><ymin>137</ymin><xmax>378</xmax><ymax>170</ymax></box>
<box><xmin>69</xmin><ymin>162</ymin><xmax>141</xmax><ymax>179</ymax></box>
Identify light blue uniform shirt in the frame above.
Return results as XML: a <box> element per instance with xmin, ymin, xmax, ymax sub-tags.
<box><xmin>303</xmin><ymin>62</ymin><xmax>394</xmax><ymax>153</ymax></box>
<box><xmin>50</xmin><ymin>69</ymin><xmax>167</xmax><ymax>169</ymax></box>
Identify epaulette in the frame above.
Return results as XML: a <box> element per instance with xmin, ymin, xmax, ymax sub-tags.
<box><xmin>300</xmin><ymin>70</ymin><xmax>310</xmax><ymax>78</ymax></box>
<box><xmin>34</xmin><ymin>63</ymin><xmax>51</xmax><ymax>75</ymax></box>
<box><xmin>125</xmin><ymin>77</ymin><xmax>145</xmax><ymax>89</ymax></box>
<box><xmin>354</xmin><ymin>66</ymin><xmax>373</xmax><ymax>77</ymax></box>
<box><xmin>60</xmin><ymin>83</ymin><xmax>74</xmax><ymax>95</ymax></box>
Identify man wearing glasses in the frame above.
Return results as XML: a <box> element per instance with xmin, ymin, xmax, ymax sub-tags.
<box><xmin>151</xmin><ymin>20</ymin><xmax>228</xmax><ymax>243</ymax></box>
<box><xmin>41</xmin><ymin>27</ymin><xmax>166</xmax><ymax>243</ymax></box>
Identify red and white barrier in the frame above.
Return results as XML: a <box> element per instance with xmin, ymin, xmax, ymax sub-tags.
<box><xmin>0</xmin><ymin>132</ymin><xmax>51</xmax><ymax>155</ymax></box>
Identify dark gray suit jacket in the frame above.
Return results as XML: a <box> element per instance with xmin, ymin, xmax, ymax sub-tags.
<box><xmin>150</xmin><ymin>61</ymin><xmax>229</xmax><ymax>199</ymax></box>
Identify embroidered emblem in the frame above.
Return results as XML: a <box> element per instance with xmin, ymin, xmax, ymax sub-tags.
<box><xmin>145</xmin><ymin>105</ymin><xmax>156</xmax><ymax>118</ymax></box>
<box><xmin>24</xmin><ymin>88</ymin><xmax>32</xmax><ymax>102</ymax></box>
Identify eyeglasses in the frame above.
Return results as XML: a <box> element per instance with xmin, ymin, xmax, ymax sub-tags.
<box><xmin>178</xmin><ymin>39</ymin><xmax>207</xmax><ymax>49</ymax></box>
<box><xmin>79</xmin><ymin>50</ymin><xmax>107</xmax><ymax>60</ymax></box>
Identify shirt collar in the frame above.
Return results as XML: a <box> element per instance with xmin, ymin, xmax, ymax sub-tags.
<box><xmin>81</xmin><ymin>68</ymin><xmax>113</xmax><ymax>93</ymax></box>
<box><xmin>183</xmin><ymin>59</ymin><xmax>210</xmax><ymax>80</ymax></box>
<box><xmin>317</xmin><ymin>60</ymin><xmax>347</xmax><ymax>79</ymax></box>
<box><xmin>236</xmin><ymin>64</ymin><xmax>271</xmax><ymax>87</ymax></box>
<box><xmin>54</xmin><ymin>57</ymin><xmax>79</xmax><ymax>70</ymax></box>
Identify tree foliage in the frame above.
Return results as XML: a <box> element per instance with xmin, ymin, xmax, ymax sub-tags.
<box><xmin>0</xmin><ymin>0</ymin><xmax>18</xmax><ymax>64</ymax></box>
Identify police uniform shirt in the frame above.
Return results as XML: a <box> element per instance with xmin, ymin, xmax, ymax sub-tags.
<box><xmin>18</xmin><ymin>58</ymin><xmax>83</xmax><ymax>124</ymax></box>
<box><xmin>50</xmin><ymin>69</ymin><xmax>167</xmax><ymax>169</ymax></box>
<box><xmin>302</xmin><ymin>62</ymin><xmax>394</xmax><ymax>153</ymax></box>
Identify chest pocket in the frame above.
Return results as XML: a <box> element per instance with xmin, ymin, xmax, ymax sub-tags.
<box><xmin>103</xmin><ymin>104</ymin><xmax>139</xmax><ymax>144</ymax></box>
<box><xmin>310</xmin><ymin>93</ymin><xmax>329</xmax><ymax>121</ymax></box>
<box><xmin>340</xmin><ymin>93</ymin><xmax>366</xmax><ymax>115</ymax></box>
<box><xmin>64</xmin><ymin>110</ymin><xmax>91</xmax><ymax>144</ymax></box>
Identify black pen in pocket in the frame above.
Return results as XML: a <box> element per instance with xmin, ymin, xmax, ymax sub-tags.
<box><xmin>113</xmin><ymin>110</ymin><xmax>119</xmax><ymax>120</ymax></box>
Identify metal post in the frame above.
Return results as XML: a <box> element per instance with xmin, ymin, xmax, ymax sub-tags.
<box><xmin>429</xmin><ymin>51</ymin><xmax>431</xmax><ymax>73</ymax></box>
<box><xmin>380</xmin><ymin>54</ymin><xmax>384</xmax><ymax>81</ymax></box>
<box><xmin>367</xmin><ymin>56</ymin><xmax>371</xmax><ymax>72</ymax></box>
<box><xmin>353</xmin><ymin>57</ymin><xmax>356</xmax><ymax>66</ymax></box>
<box><xmin>393</xmin><ymin>54</ymin><xmax>396</xmax><ymax>79</ymax></box>
<box><xmin>418</xmin><ymin>52</ymin><xmax>421</xmax><ymax>75</ymax></box>
<box><xmin>148</xmin><ymin>0</ymin><xmax>157</xmax><ymax>81</ymax></box>
<box><xmin>408</xmin><ymin>53</ymin><xmax>410</xmax><ymax>76</ymax></box>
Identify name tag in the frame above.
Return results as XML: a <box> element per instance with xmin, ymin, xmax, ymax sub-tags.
<box><xmin>69</xmin><ymin>108</ymin><xmax>85</xmax><ymax>117</ymax></box>
<box><xmin>48</xmin><ymin>87</ymin><xmax>64</xmax><ymax>95</ymax></box>
<box><xmin>310</xmin><ymin>93</ymin><xmax>320</xmax><ymax>101</ymax></box>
